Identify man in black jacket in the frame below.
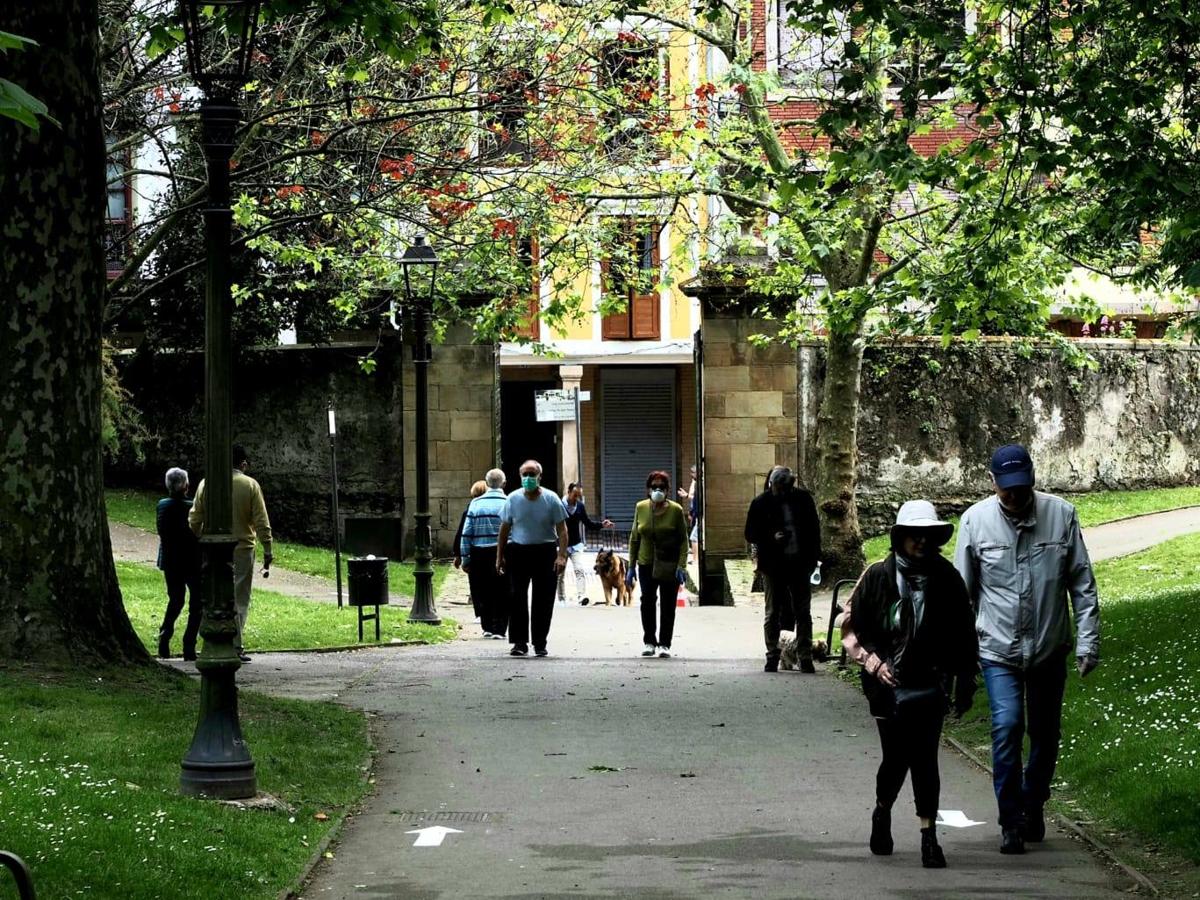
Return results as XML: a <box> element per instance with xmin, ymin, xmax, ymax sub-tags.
<box><xmin>744</xmin><ymin>466</ymin><xmax>821</xmax><ymax>673</ymax></box>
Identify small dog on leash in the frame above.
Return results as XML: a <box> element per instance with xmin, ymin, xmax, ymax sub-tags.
<box><xmin>779</xmin><ymin>632</ymin><xmax>829</xmax><ymax>670</ymax></box>
<box><xmin>594</xmin><ymin>549</ymin><xmax>633</xmax><ymax>606</ymax></box>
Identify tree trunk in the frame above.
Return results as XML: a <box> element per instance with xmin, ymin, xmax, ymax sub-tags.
<box><xmin>815</xmin><ymin>322</ymin><xmax>867</xmax><ymax>584</ymax></box>
<box><xmin>0</xmin><ymin>1</ymin><xmax>148</xmax><ymax>664</ymax></box>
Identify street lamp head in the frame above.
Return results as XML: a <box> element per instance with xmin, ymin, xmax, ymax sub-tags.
<box><xmin>398</xmin><ymin>234</ymin><xmax>440</xmax><ymax>305</ymax></box>
<box><xmin>179</xmin><ymin>0</ymin><xmax>263</xmax><ymax>97</ymax></box>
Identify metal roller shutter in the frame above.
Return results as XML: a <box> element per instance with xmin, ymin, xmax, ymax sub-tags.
<box><xmin>600</xmin><ymin>368</ymin><xmax>676</xmax><ymax>529</ymax></box>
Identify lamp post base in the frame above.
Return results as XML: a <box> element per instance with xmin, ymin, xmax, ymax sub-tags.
<box><xmin>409</xmin><ymin>511</ymin><xmax>440</xmax><ymax>625</ymax></box>
<box><xmin>179</xmin><ymin>655</ymin><xmax>257</xmax><ymax>799</ymax></box>
<box><xmin>181</xmin><ymin>534</ymin><xmax>256</xmax><ymax>800</ymax></box>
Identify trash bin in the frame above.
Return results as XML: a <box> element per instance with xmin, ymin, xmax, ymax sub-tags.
<box><xmin>346</xmin><ymin>556</ymin><xmax>389</xmax><ymax>641</ymax></box>
<box><xmin>347</xmin><ymin>557</ymin><xmax>389</xmax><ymax>607</ymax></box>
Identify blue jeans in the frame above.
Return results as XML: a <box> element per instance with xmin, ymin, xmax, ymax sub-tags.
<box><xmin>981</xmin><ymin>652</ymin><xmax>1068</xmax><ymax>829</ymax></box>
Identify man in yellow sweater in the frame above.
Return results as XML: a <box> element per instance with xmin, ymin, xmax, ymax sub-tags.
<box><xmin>189</xmin><ymin>444</ymin><xmax>273</xmax><ymax>662</ymax></box>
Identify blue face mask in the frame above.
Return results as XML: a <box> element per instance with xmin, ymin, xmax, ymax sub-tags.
<box><xmin>649</xmin><ymin>489</ymin><xmax>666</xmax><ymax>503</ymax></box>
<box><xmin>521</xmin><ymin>475</ymin><xmax>539</xmax><ymax>491</ymax></box>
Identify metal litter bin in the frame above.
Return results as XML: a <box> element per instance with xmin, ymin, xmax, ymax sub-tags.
<box><xmin>347</xmin><ymin>556</ymin><xmax>389</xmax><ymax>641</ymax></box>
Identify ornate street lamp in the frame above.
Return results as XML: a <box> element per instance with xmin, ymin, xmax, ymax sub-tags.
<box><xmin>398</xmin><ymin>235</ymin><xmax>441</xmax><ymax>625</ymax></box>
<box><xmin>178</xmin><ymin>0</ymin><xmax>261</xmax><ymax>800</ymax></box>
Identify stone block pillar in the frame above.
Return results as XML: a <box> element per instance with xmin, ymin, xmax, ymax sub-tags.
<box><xmin>558</xmin><ymin>364</ymin><xmax>583</xmax><ymax>489</ymax></box>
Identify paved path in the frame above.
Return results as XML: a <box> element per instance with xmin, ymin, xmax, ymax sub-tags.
<box><xmin>201</xmin><ymin>605</ymin><xmax>1131</xmax><ymax>900</ymax></box>
<box><xmin>1081</xmin><ymin>505</ymin><xmax>1200</xmax><ymax>563</ymax></box>
<box><xmin>147</xmin><ymin>508</ymin><xmax>1200</xmax><ymax>897</ymax></box>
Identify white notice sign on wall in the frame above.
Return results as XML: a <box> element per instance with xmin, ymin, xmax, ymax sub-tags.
<box><xmin>534</xmin><ymin>389</ymin><xmax>579</xmax><ymax>422</ymax></box>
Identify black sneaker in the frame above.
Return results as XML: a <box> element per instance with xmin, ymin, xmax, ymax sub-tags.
<box><xmin>764</xmin><ymin>658</ymin><xmax>779</xmax><ymax>673</ymax></box>
<box><xmin>800</xmin><ymin>658</ymin><xmax>816</xmax><ymax>674</ymax></box>
<box><xmin>580</xmin><ymin>597</ymin><xmax>590</xmax><ymax>606</ymax></box>
<box><xmin>534</xmin><ymin>647</ymin><xmax>548</xmax><ymax>657</ymax></box>
<box><xmin>238</xmin><ymin>653</ymin><xmax>252</xmax><ymax>663</ymax></box>
<box><xmin>510</xmin><ymin>644</ymin><xmax>528</xmax><ymax>657</ymax></box>
<box><xmin>1000</xmin><ymin>828</ymin><xmax>1025</xmax><ymax>855</ymax></box>
<box><xmin>921</xmin><ymin>826</ymin><xmax>946</xmax><ymax>868</ymax></box>
<box><xmin>870</xmin><ymin>805</ymin><xmax>893</xmax><ymax>856</ymax></box>
<box><xmin>1022</xmin><ymin>807</ymin><xmax>1046</xmax><ymax>842</ymax></box>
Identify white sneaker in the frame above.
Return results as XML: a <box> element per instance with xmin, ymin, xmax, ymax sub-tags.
<box><xmin>658</xmin><ymin>647</ymin><xmax>672</xmax><ymax>659</ymax></box>
<box><xmin>642</xmin><ymin>644</ymin><xmax>656</xmax><ymax>657</ymax></box>
<box><xmin>481</xmin><ymin>631</ymin><xmax>494</xmax><ymax>639</ymax></box>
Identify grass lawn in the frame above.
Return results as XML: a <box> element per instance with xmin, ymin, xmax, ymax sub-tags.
<box><xmin>862</xmin><ymin>485</ymin><xmax>1200</xmax><ymax>564</ymax></box>
<box><xmin>944</xmin><ymin>532</ymin><xmax>1200</xmax><ymax>881</ymax></box>
<box><xmin>106</xmin><ymin>488</ymin><xmax>449</xmax><ymax>599</ymax></box>
<box><xmin>0</xmin><ymin>665</ymin><xmax>369</xmax><ymax>900</ymax></box>
<box><xmin>118</xmin><ymin>561</ymin><xmax>457</xmax><ymax>652</ymax></box>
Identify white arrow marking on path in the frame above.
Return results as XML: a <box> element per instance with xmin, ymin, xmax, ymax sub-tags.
<box><xmin>406</xmin><ymin>826</ymin><xmax>463</xmax><ymax>847</ymax></box>
<box><xmin>936</xmin><ymin>810</ymin><xmax>986</xmax><ymax>828</ymax></box>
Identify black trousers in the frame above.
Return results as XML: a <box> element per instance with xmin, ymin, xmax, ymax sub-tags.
<box><xmin>638</xmin><ymin>565</ymin><xmax>677</xmax><ymax>648</ymax></box>
<box><xmin>763</xmin><ymin>568</ymin><xmax>812</xmax><ymax>660</ymax></box>
<box><xmin>506</xmin><ymin>543</ymin><xmax>557</xmax><ymax>649</ymax></box>
<box><xmin>875</xmin><ymin>697</ymin><xmax>944</xmax><ymax>819</ymax></box>
<box><xmin>160</xmin><ymin>567</ymin><xmax>202</xmax><ymax>654</ymax></box>
<box><xmin>466</xmin><ymin>545</ymin><xmax>509</xmax><ymax>637</ymax></box>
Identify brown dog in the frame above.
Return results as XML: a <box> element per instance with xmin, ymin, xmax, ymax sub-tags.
<box><xmin>594</xmin><ymin>549</ymin><xmax>632</xmax><ymax>606</ymax></box>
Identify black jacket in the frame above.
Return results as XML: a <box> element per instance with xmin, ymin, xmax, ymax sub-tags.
<box><xmin>847</xmin><ymin>553</ymin><xmax>978</xmax><ymax>715</ymax></box>
<box><xmin>744</xmin><ymin>488</ymin><xmax>821</xmax><ymax>574</ymax></box>
<box><xmin>564</xmin><ymin>500</ymin><xmax>603</xmax><ymax>546</ymax></box>
<box><xmin>156</xmin><ymin>497</ymin><xmax>200</xmax><ymax>575</ymax></box>
<box><xmin>452</xmin><ymin>507</ymin><xmax>469</xmax><ymax>561</ymax></box>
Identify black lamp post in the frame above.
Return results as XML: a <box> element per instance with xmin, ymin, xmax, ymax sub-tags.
<box><xmin>178</xmin><ymin>0</ymin><xmax>261</xmax><ymax>800</ymax></box>
<box><xmin>398</xmin><ymin>236</ymin><xmax>441</xmax><ymax>625</ymax></box>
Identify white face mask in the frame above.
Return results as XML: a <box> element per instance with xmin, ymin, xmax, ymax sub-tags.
<box><xmin>650</xmin><ymin>489</ymin><xmax>666</xmax><ymax>503</ymax></box>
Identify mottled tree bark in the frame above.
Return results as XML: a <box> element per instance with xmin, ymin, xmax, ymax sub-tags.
<box><xmin>0</xmin><ymin>2</ymin><xmax>148</xmax><ymax>664</ymax></box>
<box><xmin>815</xmin><ymin>322</ymin><xmax>867</xmax><ymax>584</ymax></box>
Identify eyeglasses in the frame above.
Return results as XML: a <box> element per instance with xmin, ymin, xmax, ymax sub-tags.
<box><xmin>650</xmin><ymin>483</ymin><xmax>668</xmax><ymax>491</ymax></box>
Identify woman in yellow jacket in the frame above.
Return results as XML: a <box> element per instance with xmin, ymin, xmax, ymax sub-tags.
<box><xmin>626</xmin><ymin>470</ymin><xmax>689</xmax><ymax>658</ymax></box>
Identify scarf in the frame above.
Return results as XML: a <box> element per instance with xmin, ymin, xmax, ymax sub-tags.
<box><xmin>891</xmin><ymin>553</ymin><xmax>928</xmax><ymax>632</ymax></box>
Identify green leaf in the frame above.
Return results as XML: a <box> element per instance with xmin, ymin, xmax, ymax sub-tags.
<box><xmin>0</xmin><ymin>30</ymin><xmax>37</xmax><ymax>53</ymax></box>
<box><xmin>0</xmin><ymin>77</ymin><xmax>57</xmax><ymax>129</ymax></box>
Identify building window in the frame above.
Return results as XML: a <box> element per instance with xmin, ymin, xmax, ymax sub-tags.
<box><xmin>777</xmin><ymin>5</ymin><xmax>848</xmax><ymax>86</ymax></box>
<box><xmin>106</xmin><ymin>140</ymin><xmax>133</xmax><ymax>278</ymax></box>
<box><xmin>778</xmin><ymin>2</ymin><xmax>970</xmax><ymax>87</ymax></box>
<box><xmin>601</xmin><ymin>220</ymin><xmax>660</xmax><ymax>340</ymax></box>
<box><xmin>506</xmin><ymin>236</ymin><xmax>540</xmax><ymax>339</ymax></box>
<box><xmin>598</xmin><ymin>37</ymin><xmax>664</xmax><ymax>160</ymax></box>
<box><xmin>481</xmin><ymin>67</ymin><xmax>534</xmax><ymax>164</ymax></box>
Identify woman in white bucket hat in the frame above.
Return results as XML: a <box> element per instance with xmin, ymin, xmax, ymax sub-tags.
<box><xmin>841</xmin><ymin>500</ymin><xmax>979</xmax><ymax>868</ymax></box>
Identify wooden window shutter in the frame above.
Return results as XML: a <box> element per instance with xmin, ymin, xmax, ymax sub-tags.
<box><xmin>629</xmin><ymin>224</ymin><xmax>660</xmax><ymax>339</ymax></box>
<box><xmin>600</xmin><ymin>256</ymin><xmax>630</xmax><ymax>339</ymax></box>
<box><xmin>513</xmin><ymin>237</ymin><xmax>540</xmax><ymax>339</ymax></box>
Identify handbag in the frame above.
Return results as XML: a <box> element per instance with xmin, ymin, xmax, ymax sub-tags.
<box><xmin>648</xmin><ymin>518</ymin><xmax>679</xmax><ymax>583</ymax></box>
<box><xmin>651</xmin><ymin>555</ymin><xmax>677</xmax><ymax>583</ymax></box>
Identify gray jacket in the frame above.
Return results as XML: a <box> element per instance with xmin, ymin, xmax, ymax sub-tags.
<box><xmin>954</xmin><ymin>492</ymin><xmax>1100</xmax><ymax>669</ymax></box>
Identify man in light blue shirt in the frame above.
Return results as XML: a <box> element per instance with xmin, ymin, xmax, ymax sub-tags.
<box><xmin>497</xmin><ymin>459</ymin><xmax>568</xmax><ymax>657</ymax></box>
<box><xmin>461</xmin><ymin>468</ymin><xmax>511</xmax><ymax>640</ymax></box>
<box><xmin>955</xmin><ymin>444</ymin><xmax>1100</xmax><ymax>856</ymax></box>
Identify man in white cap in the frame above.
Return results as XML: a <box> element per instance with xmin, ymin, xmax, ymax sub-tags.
<box><xmin>955</xmin><ymin>443</ymin><xmax>1100</xmax><ymax>855</ymax></box>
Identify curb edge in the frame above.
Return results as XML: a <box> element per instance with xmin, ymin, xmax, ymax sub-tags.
<box><xmin>942</xmin><ymin>734</ymin><xmax>1159</xmax><ymax>896</ymax></box>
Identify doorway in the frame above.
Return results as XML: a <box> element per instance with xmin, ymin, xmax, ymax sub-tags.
<box><xmin>500</xmin><ymin>380</ymin><xmax>560</xmax><ymax>493</ymax></box>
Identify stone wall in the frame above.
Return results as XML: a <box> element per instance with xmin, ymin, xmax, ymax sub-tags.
<box><xmin>110</xmin><ymin>325</ymin><xmax>497</xmax><ymax>556</ymax></box>
<box><xmin>846</xmin><ymin>339</ymin><xmax>1200</xmax><ymax>532</ymax></box>
<box><xmin>699</xmin><ymin>312</ymin><xmax>1200</xmax><ymax>564</ymax></box>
